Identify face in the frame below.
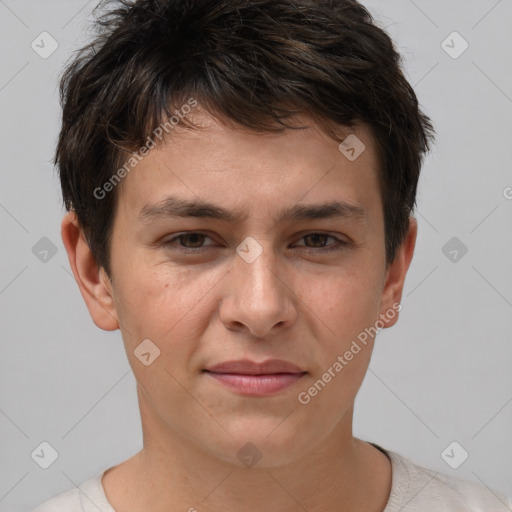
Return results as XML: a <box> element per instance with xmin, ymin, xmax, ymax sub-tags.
<box><xmin>64</xmin><ymin>110</ymin><xmax>415</xmax><ymax>468</ymax></box>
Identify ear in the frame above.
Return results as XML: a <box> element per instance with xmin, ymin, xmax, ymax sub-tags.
<box><xmin>61</xmin><ymin>212</ymin><xmax>119</xmax><ymax>331</ymax></box>
<box><xmin>378</xmin><ymin>216</ymin><xmax>417</xmax><ymax>328</ymax></box>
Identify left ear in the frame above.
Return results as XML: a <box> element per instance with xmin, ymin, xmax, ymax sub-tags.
<box><xmin>378</xmin><ymin>216</ymin><xmax>417</xmax><ymax>328</ymax></box>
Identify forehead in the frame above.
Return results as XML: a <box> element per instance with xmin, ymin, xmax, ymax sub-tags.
<box><xmin>116</xmin><ymin>110</ymin><xmax>382</xmax><ymax>222</ymax></box>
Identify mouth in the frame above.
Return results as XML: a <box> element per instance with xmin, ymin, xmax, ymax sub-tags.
<box><xmin>203</xmin><ymin>359</ymin><xmax>307</xmax><ymax>396</ymax></box>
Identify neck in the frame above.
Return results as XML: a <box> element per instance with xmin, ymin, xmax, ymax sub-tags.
<box><xmin>102</xmin><ymin>395</ymin><xmax>391</xmax><ymax>512</ymax></box>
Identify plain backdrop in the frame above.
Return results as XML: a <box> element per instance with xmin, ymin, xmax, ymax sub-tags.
<box><xmin>0</xmin><ymin>0</ymin><xmax>511</xmax><ymax>510</ymax></box>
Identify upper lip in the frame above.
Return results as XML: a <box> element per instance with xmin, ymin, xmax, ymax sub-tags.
<box><xmin>205</xmin><ymin>359</ymin><xmax>306</xmax><ymax>375</ymax></box>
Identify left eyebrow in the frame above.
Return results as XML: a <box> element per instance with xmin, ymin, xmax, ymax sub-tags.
<box><xmin>277</xmin><ymin>201</ymin><xmax>367</xmax><ymax>224</ymax></box>
<box><xmin>138</xmin><ymin>195</ymin><xmax>368</xmax><ymax>225</ymax></box>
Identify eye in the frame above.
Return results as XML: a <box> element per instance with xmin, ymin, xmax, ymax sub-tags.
<box><xmin>160</xmin><ymin>231</ymin><xmax>348</xmax><ymax>255</ymax></box>
<box><xmin>162</xmin><ymin>232</ymin><xmax>216</xmax><ymax>251</ymax></box>
<box><xmin>293</xmin><ymin>233</ymin><xmax>348</xmax><ymax>253</ymax></box>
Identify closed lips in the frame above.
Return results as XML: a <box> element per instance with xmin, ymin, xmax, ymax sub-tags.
<box><xmin>204</xmin><ymin>359</ymin><xmax>306</xmax><ymax>375</ymax></box>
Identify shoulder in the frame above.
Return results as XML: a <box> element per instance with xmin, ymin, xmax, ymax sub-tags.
<box><xmin>30</xmin><ymin>470</ymin><xmax>110</xmax><ymax>512</ymax></box>
<box><xmin>384</xmin><ymin>448</ymin><xmax>512</xmax><ymax>512</ymax></box>
<box><xmin>31</xmin><ymin>487</ymin><xmax>82</xmax><ymax>511</ymax></box>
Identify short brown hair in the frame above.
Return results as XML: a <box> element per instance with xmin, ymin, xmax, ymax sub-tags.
<box><xmin>55</xmin><ymin>0</ymin><xmax>435</xmax><ymax>275</ymax></box>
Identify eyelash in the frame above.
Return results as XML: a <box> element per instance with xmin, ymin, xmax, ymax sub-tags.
<box><xmin>161</xmin><ymin>232</ymin><xmax>348</xmax><ymax>254</ymax></box>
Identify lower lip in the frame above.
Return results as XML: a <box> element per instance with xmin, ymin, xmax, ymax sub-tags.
<box><xmin>205</xmin><ymin>372</ymin><xmax>306</xmax><ymax>396</ymax></box>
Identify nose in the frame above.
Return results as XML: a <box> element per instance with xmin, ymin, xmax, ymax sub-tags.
<box><xmin>219</xmin><ymin>242</ymin><xmax>297</xmax><ymax>339</ymax></box>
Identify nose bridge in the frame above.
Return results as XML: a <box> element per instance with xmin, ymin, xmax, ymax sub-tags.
<box><xmin>221</xmin><ymin>237</ymin><xmax>294</xmax><ymax>337</ymax></box>
<box><xmin>236</xmin><ymin>238</ymin><xmax>282</xmax><ymax>303</ymax></box>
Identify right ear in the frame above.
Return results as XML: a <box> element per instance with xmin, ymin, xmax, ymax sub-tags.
<box><xmin>61</xmin><ymin>212</ymin><xmax>119</xmax><ymax>331</ymax></box>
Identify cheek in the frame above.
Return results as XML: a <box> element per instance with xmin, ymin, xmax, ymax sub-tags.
<box><xmin>112</xmin><ymin>257</ymin><xmax>225</xmax><ymax>357</ymax></box>
<box><xmin>299</xmin><ymin>261</ymin><xmax>383</xmax><ymax>344</ymax></box>
<box><xmin>297</xmin><ymin>273</ymin><xmax>380</xmax><ymax>417</ymax></box>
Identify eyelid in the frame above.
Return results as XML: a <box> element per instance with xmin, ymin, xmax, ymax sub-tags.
<box><xmin>292</xmin><ymin>232</ymin><xmax>347</xmax><ymax>244</ymax></box>
<box><xmin>161</xmin><ymin>230</ymin><xmax>349</xmax><ymax>253</ymax></box>
<box><xmin>164</xmin><ymin>231</ymin><xmax>217</xmax><ymax>246</ymax></box>
<box><xmin>291</xmin><ymin>233</ymin><xmax>349</xmax><ymax>252</ymax></box>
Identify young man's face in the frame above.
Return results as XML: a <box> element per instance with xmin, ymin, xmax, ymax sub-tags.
<box><xmin>64</xmin><ymin>110</ymin><xmax>415</xmax><ymax>467</ymax></box>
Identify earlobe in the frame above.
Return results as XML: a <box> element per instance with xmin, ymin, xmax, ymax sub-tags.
<box><xmin>378</xmin><ymin>216</ymin><xmax>417</xmax><ymax>329</ymax></box>
<box><xmin>61</xmin><ymin>212</ymin><xmax>119</xmax><ymax>331</ymax></box>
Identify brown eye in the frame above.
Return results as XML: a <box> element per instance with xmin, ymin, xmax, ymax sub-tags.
<box><xmin>303</xmin><ymin>233</ymin><xmax>330</xmax><ymax>248</ymax></box>
<box><xmin>178</xmin><ymin>233</ymin><xmax>207</xmax><ymax>248</ymax></box>
<box><xmin>162</xmin><ymin>232</ymin><xmax>216</xmax><ymax>252</ymax></box>
<box><xmin>293</xmin><ymin>233</ymin><xmax>348</xmax><ymax>253</ymax></box>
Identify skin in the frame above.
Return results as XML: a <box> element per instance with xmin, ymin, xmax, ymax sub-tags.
<box><xmin>62</xmin><ymin>110</ymin><xmax>417</xmax><ymax>512</ymax></box>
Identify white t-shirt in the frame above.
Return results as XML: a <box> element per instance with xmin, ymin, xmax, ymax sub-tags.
<box><xmin>31</xmin><ymin>447</ymin><xmax>512</xmax><ymax>512</ymax></box>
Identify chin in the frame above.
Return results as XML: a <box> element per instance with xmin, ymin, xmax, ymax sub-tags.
<box><xmin>203</xmin><ymin>420</ymin><xmax>315</xmax><ymax>469</ymax></box>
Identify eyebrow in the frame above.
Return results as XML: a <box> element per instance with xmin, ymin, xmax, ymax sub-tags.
<box><xmin>138</xmin><ymin>195</ymin><xmax>368</xmax><ymax>225</ymax></box>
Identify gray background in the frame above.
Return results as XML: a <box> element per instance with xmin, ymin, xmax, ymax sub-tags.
<box><xmin>1</xmin><ymin>0</ymin><xmax>511</xmax><ymax>510</ymax></box>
